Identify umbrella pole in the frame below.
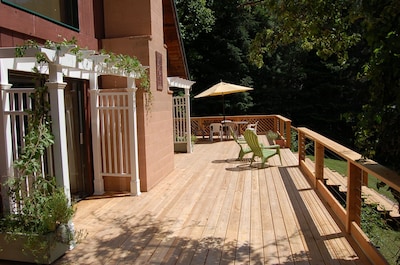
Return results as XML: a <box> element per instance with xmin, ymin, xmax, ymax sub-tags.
<box><xmin>222</xmin><ymin>94</ymin><xmax>225</xmax><ymax>121</ymax></box>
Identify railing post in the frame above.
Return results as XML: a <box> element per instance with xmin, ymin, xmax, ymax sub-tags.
<box><xmin>273</xmin><ymin>116</ymin><xmax>278</xmax><ymax>132</ymax></box>
<box><xmin>285</xmin><ymin>120</ymin><xmax>291</xmax><ymax>148</ymax></box>
<box><xmin>362</xmin><ymin>170</ymin><xmax>368</xmax><ymax>186</ymax></box>
<box><xmin>346</xmin><ymin>162</ymin><xmax>362</xmax><ymax>233</ymax></box>
<box><xmin>315</xmin><ymin>141</ymin><xmax>324</xmax><ymax>185</ymax></box>
<box><xmin>298</xmin><ymin>130</ymin><xmax>306</xmax><ymax>163</ymax></box>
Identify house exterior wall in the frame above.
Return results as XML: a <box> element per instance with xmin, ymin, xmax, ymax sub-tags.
<box><xmin>0</xmin><ymin>0</ymin><xmax>98</xmax><ymax>49</ymax></box>
<box><xmin>102</xmin><ymin>0</ymin><xmax>174</xmax><ymax>191</ymax></box>
<box><xmin>0</xmin><ymin>0</ymin><xmax>178</xmax><ymax>193</ymax></box>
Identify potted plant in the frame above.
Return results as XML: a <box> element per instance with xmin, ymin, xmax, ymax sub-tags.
<box><xmin>275</xmin><ymin>132</ymin><xmax>287</xmax><ymax>148</ymax></box>
<box><xmin>0</xmin><ymin>177</ymin><xmax>77</xmax><ymax>264</ymax></box>
<box><xmin>266</xmin><ymin>130</ymin><xmax>279</xmax><ymax>144</ymax></box>
<box><xmin>266</xmin><ymin>130</ymin><xmax>286</xmax><ymax>148</ymax></box>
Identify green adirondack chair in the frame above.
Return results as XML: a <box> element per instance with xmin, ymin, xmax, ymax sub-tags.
<box><xmin>230</xmin><ymin>127</ymin><xmax>252</xmax><ymax>160</ymax></box>
<box><xmin>244</xmin><ymin>129</ymin><xmax>282</xmax><ymax>168</ymax></box>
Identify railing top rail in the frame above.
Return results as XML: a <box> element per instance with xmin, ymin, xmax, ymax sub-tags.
<box><xmin>298</xmin><ymin>127</ymin><xmax>360</xmax><ymax>160</ymax></box>
<box><xmin>3</xmin><ymin>87</ymin><xmax>35</xmax><ymax>93</ymax></box>
<box><xmin>192</xmin><ymin>114</ymin><xmax>291</xmax><ymax>121</ymax></box>
<box><xmin>274</xmin><ymin>115</ymin><xmax>292</xmax><ymax>122</ymax></box>
<box><xmin>298</xmin><ymin>127</ymin><xmax>400</xmax><ymax>191</ymax></box>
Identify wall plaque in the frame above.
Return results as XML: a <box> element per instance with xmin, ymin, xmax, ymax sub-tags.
<box><xmin>156</xmin><ymin>51</ymin><xmax>163</xmax><ymax>91</ymax></box>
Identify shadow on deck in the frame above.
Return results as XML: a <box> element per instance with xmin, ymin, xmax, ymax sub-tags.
<box><xmin>45</xmin><ymin>137</ymin><xmax>372</xmax><ymax>265</ymax></box>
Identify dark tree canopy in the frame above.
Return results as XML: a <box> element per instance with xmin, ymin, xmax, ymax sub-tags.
<box><xmin>249</xmin><ymin>0</ymin><xmax>400</xmax><ymax>170</ymax></box>
<box><xmin>177</xmin><ymin>0</ymin><xmax>400</xmax><ymax>172</ymax></box>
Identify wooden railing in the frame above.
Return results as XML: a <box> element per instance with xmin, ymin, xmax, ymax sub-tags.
<box><xmin>297</xmin><ymin>127</ymin><xmax>400</xmax><ymax>265</ymax></box>
<box><xmin>191</xmin><ymin>115</ymin><xmax>292</xmax><ymax>148</ymax></box>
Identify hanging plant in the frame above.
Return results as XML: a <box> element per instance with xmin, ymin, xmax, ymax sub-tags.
<box><xmin>100</xmin><ymin>50</ymin><xmax>150</xmax><ymax>92</ymax></box>
<box><xmin>15</xmin><ymin>39</ymin><xmax>150</xmax><ymax>93</ymax></box>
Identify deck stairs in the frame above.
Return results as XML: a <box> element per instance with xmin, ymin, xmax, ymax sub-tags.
<box><xmin>304</xmin><ymin>158</ymin><xmax>400</xmax><ymax>219</ymax></box>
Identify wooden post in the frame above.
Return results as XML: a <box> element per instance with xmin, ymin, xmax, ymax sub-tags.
<box><xmin>346</xmin><ymin>162</ymin><xmax>362</xmax><ymax>233</ymax></box>
<box><xmin>298</xmin><ymin>130</ymin><xmax>305</xmax><ymax>163</ymax></box>
<box><xmin>315</xmin><ymin>142</ymin><xmax>324</xmax><ymax>185</ymax></box>
<box><xmin>362</xmin><ymin>170</ymin><xmax>368</xmax><ymax>186</ymax></box>
<box><xmin>284</xmin><ymin>120</ymin><xmax>291</xmax><ymax>148</ymax></box>
<box><xmin>273</xmin><ymin>116</ymin><xmax>278</xmax><ymax>132</ymax></box>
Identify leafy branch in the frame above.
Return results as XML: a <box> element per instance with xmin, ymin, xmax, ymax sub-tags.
<box><xmin>100</xmin><ymin>50</ymin><xmax>150</xmax><ymax>92</ymax></box>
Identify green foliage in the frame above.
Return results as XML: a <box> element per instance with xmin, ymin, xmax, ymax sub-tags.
<box><xmin>0</xmin><ymin>39</ymin><xmax>87</xmax><ymax>260</ymax></box>
<box><xmin>0</xmin><ymin>176</ymin><xmax>77</xmax><ymax>262</ymax></box>
<box><xmin>100</xmin><ymin>50</ymin><xmax>150</xmax><ymax>92</ymax></box>
<box><xmin>361</xmin><ymin>202</ymin><xmax>400</xmax><ymax>265</ymax></box>
<box><xmin>266</xmin><ymin>130</ymin><xmax>278</xmax><ymax>140</ymax></box>
<box><xmin>16</xmin><ymin>38</ymin><xmax>80</xmax><ymax>65</ymax></box>
<box><xmin>16</xmin><ymin>39</ymin><xmax>150</xmax><ymax>93</ymax></box>
<box><xmin>249</xmin><ymin>0</ymin><xmax>361</xmax><ymax>67</ymax></box>
<box><xmin>179</xmin><ymin>0</ymin><xmax>258</xmax><ymax>116</ymax></box>
<box><xmin>176</xmin><ymin>0</ymin><xmax>216</xmax><ymax>41</ymax></box>
<box><xmin>2</xmin><ymin>178</ymin><xmax>74</xmax><ymax>236</ymax></box>
<box><xmin>246</xmin><ymin>0</ymin><xmax>400</xmax><ymax>173</ymax></box>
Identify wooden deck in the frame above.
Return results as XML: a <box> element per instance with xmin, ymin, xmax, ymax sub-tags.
<box><xmin>54</xmin><ymin>136</ymin><xmax>372</xmax><ymax>265</ymax></box>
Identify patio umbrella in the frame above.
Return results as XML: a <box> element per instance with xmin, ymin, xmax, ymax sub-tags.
<box><xmin>194</xmin><ymin>81</ymin><xmax>253</xmax><ymax>120</ymax></box>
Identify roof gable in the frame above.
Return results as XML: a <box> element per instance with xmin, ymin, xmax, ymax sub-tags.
<box><xmin>163</xmin><ymin>0</ymin><xmax>189</xmax><ymax>79</ymax></box>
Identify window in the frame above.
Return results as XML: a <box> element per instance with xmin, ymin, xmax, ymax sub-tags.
<box><xmin>2</xmin><ymin>0</ymin><xmax>79</xmax><ymax>30</ymax></box>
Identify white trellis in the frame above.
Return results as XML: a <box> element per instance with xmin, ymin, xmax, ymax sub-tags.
<box><xmin>169</xmin><ymin>77</ymin><xmax>195</xmax><ymax>153</ymax></box>
<box><xmin>90</xmin><ymin>86</ymin><xmax>140</xmax><ymax>195</ymax></box>
<box><xmin>0</xmin><ymin>45</ymin><xmax>142</xmax><ymax>212</ymax></box>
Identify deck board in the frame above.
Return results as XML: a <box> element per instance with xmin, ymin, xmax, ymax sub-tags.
<box><xmin>49</xmin><ymin>137</ymin><xmax>373</xmax><ymax>265</ymax></box>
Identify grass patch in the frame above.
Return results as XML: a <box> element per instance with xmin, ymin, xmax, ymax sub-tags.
<box><xmin>307</xmin><ymin>155</ymin><xmax>396</xmax><ymax>201</ymax></box>
<box><xmin>306</xmin><ymin>155</ymin><xmax>400</xmax><ymax>264</ymax></box>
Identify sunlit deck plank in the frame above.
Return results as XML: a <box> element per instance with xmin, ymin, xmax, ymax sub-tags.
<box><xmin>259</xmin><ymin>168</ymin><xmax>280</xmax><ymax>265</ymax></box>
<box><xmin>250</xmin><ymin>172</ymin><xmax>265</xmax><ymax>265</ymax></box>
<box><xmin>272</xmin><ymin>166</ymin><xmax>310</xmax><ymax>264</ymax></box>
<box><xmin>50</xmin><ymin>137</ymin><xmax>373</xmax><ymax>265</ymax></box>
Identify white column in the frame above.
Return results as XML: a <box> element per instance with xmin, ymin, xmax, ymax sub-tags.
<box><xmin>0</xmin><ymin>83</ymin><xmax>13</xmax><ymax>212</ymax></box>
<box><xmin>0</xmin><ymin>59</ymin><xmax>14</xmax><ymax>212</ymax></box>
<box><xmin>89</xmin><ymin>73</ymin><xmax>104</xmax><ymax>195</ymax></box>
<box><xmin>127</xmin><ymin>77</ymin><xmax>141</xmax><ymax>195</ymax></box>
<box><xmin>46</xmin><ymin>63</ymin><xmax>71</xmax><ymax>202</ymax></box>
<box><xmin>184</xmin><ymin>87</ymin><xmax>192</xmax><ymax>153</ymax></box>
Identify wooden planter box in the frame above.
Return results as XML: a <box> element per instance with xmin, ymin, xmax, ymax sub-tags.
<box><xmin>174</xmin><ymin>142</ymin><xmax>193</xmax><ymax>153</ymax></box>
<box><xmin>0</xmin><ymin>232</ymin><xmax>69</xmax><ymax>264</ymax></box>
<box><xmin>275</xmin><ymin>138</ymin><xmax>286</xmax><ymax>148</ymax></box>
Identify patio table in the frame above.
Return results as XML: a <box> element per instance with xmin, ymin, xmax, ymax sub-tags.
<box><xmin>231</xmin><ymin>121</ymin><xmax>248</xmax><ymax>136</ymax></box>
<box><xmin>221</xmin><ymin>120</ymin><xmax>248</xmax><ymax>138</ymax></box>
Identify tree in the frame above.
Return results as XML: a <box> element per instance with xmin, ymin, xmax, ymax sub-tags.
<box><xmin>175</xmin><ymin>0</ymin><xmax>216</xmax><ymax>42</ymax></box>
<box><xmin>177</xmin><ymin>0</ymin><xmax>365</xmax><ymax>146</ymax></box>
<box><xmin>249</xmin><ymin>0</ymin><xmax>400</xmax><ymax>171</ymax></box>
<box><xmin>177</xmin><ymin>0</ymin><xmax>257</xmax><ymax>116</ymax></box>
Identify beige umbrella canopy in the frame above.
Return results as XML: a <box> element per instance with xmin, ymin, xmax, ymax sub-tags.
<box><xmin>194</xmin><ymin>81</ymin><xmax>253</xmax><ymax>98</ymax></box>
<box><xmin>194</xmin><ymin>81</ymin><xmax>253</xmax><ymax>119</ymax></box>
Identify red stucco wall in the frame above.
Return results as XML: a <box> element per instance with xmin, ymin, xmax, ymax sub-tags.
<box><xmin>0</xmin><ymin>0</ymin><xmax>176</xmax><ymax>193</ymax></box>
<box><xmin>102</xmin><ymin>0</ymin><xmax>175</xmax><ymax>192</ymax></box>
<box><xmin>0</xmin><ymin>1</ymin><xmax>98</xmax><ymax>49</ymax></box>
